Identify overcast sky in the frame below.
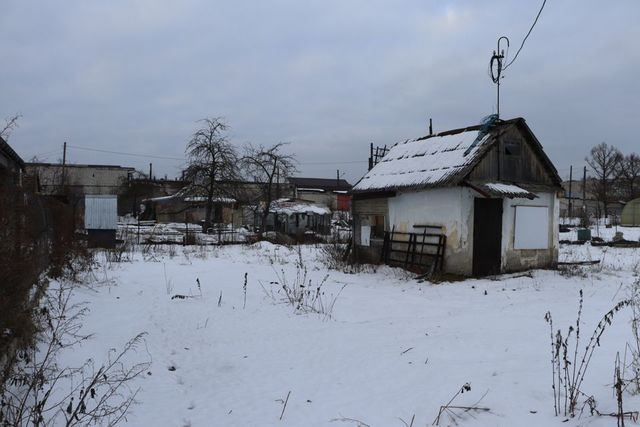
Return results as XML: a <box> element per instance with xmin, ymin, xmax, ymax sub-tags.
<box><xmin>1</xmin><ymin>0</ymin><xmax>638</xmax><ymax>183</ymax></box>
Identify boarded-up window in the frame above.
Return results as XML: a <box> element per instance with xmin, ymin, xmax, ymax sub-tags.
<box><xmin>514</xmin><ymin>206</ymin><xmax>549</xmax><ymax>249</ymax></box>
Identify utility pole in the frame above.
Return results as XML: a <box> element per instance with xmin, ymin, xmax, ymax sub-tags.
<box><xmin>336</xmin><ymin>169</ymin><xmax>340</xmax><ymax>188</ymax></box>
<box><xmin>568</xmin><ymin>165</ymin><xmax>573</xmax><ymax>219</ymax></box>
<box><xmin>275</xmin><ymin>160</ymin><xmax>280</xmax><ymax>199</ymax></box>
<box><xmin>582</xmin><ymin>166</ymin><xmax>587</xmax><ymax>223</ymax></box>
<box><xmin>429</xmin><ymin>118</ymin><xmax>433</xmax><ymax>136</ymax></box>
<box><xmin>490</xmin><ymin>37</ymin><xmax>509</xmax><ymax>119</ymax></box>
<box><xmin>62</xmin><ymin>141</ymin><xmax>67</xmax><ymax>189</ymax></box>
<box><xmin>149</xmin><ymin>163</ymin><xmax>153</xmax><ymax>180</ymax></box>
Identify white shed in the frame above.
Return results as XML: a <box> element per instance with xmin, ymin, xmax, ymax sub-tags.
<box><xmin>84</xmin><ymin>195</ymin><xmax>118</xmax><ymax>247</ymax></box>
<box><xmin>351</xmin><ymin>116</ymin><xmax>563</xmax><ymax>277</ymax></box>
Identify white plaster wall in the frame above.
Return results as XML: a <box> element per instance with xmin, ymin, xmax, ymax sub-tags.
<box><xmin>388</xmin><ymin>187</ymin><xmax>475</xmax><ymax>275</ymax></box>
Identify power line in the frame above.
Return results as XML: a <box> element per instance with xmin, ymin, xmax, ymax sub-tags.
<box><xmin>31</xmin><ymin>149</ymin><xmax>62</xmax><ymax>158</ymax></box>
<box><xmin>67</xmin><ymin>144</ymin><xmax>185</xmax><ymax>161</ymax></box>
<box><xmin>504</xmin><ymin>0</ymin><xmax>548</xmax><ymax>69</ymax></box>
<box><xmin>67</xmin><ymin>143</ymin><xmax>367</xmax><ymax>166</ymax></box>
<box><xmin>300</xmin><ymin>160</ymin><xmax>367</xmax><ymax>165</ymax></box>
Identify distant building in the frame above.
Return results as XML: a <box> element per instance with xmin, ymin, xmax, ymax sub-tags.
<box><xmin>560</xmin><ymin>179</ymin><xmax>625</xmax><ymax>221</ymax></box>
<box><xmin>119</xmin><ymin>175</ymin><xmax>188</xmax><ymax>217</ymax></box>
<box><xmin>267</xmin><ymin>198</ymin><xmax>332</xmax><ymax>236</ymax></box>
<box><xmin>25</xmin><ymin>162</ymin><xmax>141</xmax><ymax>219</ymax></box>
<box><xmin>140</xmin><ymin>190</ymin><xmax>239</xmax><ymax>227</ymax></box>
<box><xmin>351</xmin><ymin>117</ymin><xmax>562</xmax><ymax>277</ymax></box>
<box><xmin>288</xmin><ymin>177</ymin><xmax>352</xmax><ymax>212</ymax></box>
<box><xmin>25</xmin><ymin>162</ymin><xmax>135</xmax><ymax>197</ymax></box>
<box><xmin>621</xmin><ymin>198</ymin><xmax>640</xmax><ymax>226</ymax></box>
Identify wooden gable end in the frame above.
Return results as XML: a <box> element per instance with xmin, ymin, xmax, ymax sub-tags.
<box><xmin>466</xmin><ymin>122</ymin><xmax>559</xmax><ymax>187</ymax></box>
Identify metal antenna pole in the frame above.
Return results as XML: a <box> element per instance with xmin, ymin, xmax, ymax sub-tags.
<box><xmin>490</xmin><ymin>36</ymin><xmax>509</xmax><ymax>118</ymax></box>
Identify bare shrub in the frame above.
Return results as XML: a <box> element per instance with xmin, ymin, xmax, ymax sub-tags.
<box><xmin>1</xmin><ymin>171</ymin><xmax>91</xmax><ymax>388</ymax></box>
<box><xmin>319</xmin><ymin>240</ymin><xmax>351</xmax><ymax>271</ymax></box>
<box><xmin>628</xmin><ymin>276</ymin><xmax>640</xmax><ymax>394</ymax></box>
<box><xmin>0</xmin><ymin>283</ymin><xmax>149</xmax><ymax>426</ymax></box>
<box><xmin>545</xmin><ymin>290</ymin><xmax>631</xmax><ymax>417</ymax></box>
<box><xmin>261</xmin><ymin>249</ymin><xmax>345</xmax><ymax>319</ymax></box>
<box><xmin>431</xmin><ymin>383</ymin><xmax>490</xmax><ymax>426</ymax></box>
<box><xmin>103</xmin><ymin>241</ymin><xmax>133</xmax><ymax>264</ymax></box>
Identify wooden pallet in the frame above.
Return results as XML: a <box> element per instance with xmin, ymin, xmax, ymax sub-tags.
<box><xmin>381</xmin><ymin>225</ymin><xmax>446</xmax><ymax>274</ymax></box>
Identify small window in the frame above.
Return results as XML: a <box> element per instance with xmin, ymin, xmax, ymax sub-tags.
<box><xmin>504</xmin><ymin>141</ymin><xmax>521</xmax><ymax>156</ymax></box>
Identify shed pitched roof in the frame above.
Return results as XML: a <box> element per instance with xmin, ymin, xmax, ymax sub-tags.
<box><xmin>353</xmin><ymin>117</ymin><xmax>561</xmax><ymax>193</ymax></box>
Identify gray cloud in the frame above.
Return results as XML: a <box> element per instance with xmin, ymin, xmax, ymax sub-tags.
<box><xmin>1</xmin><ymin>0</ymin><xmax>638</xmax><ymax>183</ymax></box>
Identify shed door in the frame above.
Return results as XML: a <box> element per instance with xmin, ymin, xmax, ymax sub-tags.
<box><xmin>472</xmin><ymin>198</ymin><xmax>503</xmax><ymax>276</ymax></box>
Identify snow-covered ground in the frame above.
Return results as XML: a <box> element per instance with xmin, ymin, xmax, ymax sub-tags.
<box><xmin>560</xmin><ymin>225</ymin><xmax>640</xmax><ymax>242</ymax></box>
<box><xmin>57</xmin><ymin>243</ymin><xmax>640</xmax><ymax>426</ymax></box>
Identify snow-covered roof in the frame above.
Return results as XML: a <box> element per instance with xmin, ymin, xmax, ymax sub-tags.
<box><xmin>297</xmin><ymin>188</ymin><xmax>326</xmax><ymax>193</ymax></box>
<box><xmin>269</xmin><ymin>198</ymin><xmax>331</xmax><ymax>216</ymax></box>
<box><xmin>354</xmin><ymin>128</ymin><xmax>491</xmax><ymax>192</ymax></box>
<box><xmin>145</xmin><ymin>191</ymin><xmax>235</xmax><ymax>204</ymax></box>
<box><xmin>352</xmin><ymin>116</ymin><xmax>562</xmax><ymax>194</ymax></box>
<box><xmin>479</xmin><ymin>182</ymin><xmax>537</xmax><ymax>199</ymax></box>
<box><xmin>183</xmin><ymin>196</ymin><xmax>235</xmax><ymax>203</ymax></box>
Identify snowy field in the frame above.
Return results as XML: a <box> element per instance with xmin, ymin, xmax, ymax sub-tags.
<box><xmin>560</xmin><ymin>225</ymin><xmax>640</xmax><ymax>243</ymax></box>
<box><xmin>56</xmin><ymin>242</ymin><xmax>640</xmax><ymax>427</ymax></box>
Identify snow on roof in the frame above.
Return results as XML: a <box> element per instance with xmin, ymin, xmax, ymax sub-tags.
<box><xmin>183</xmin><ymin>196</ymin><xmax>235</xmax><ymax>203</ymax></box>
<box><xmin>353</xmin><ymin>128</ymin><xmax>491</xmax><ymax>192</ymax></box>
<box><xmin>145</xmin><ymin>193</ymin><xmax>235</xmax><ymax>204</ymax></box>
<box><xmin>482</xmin><ymin>182</ymin><xmax>537</xmax><ymax>199</ymax></box>
<box><xmin>297</xmin><ymin>188</ymin><xmax>326</xmax><ymax>193</ymax></box>
<box><xmin>269</xmin><ymin>198</ymin><xmax>331</xmax><ymax>216</ymax></box>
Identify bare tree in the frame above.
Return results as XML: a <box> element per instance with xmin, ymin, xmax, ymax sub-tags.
<box><xmin>616</xmin><ymin>153</ymin><xmax>640</xmax><ymax>202</ymax></box>
<box><xmin>243</xmin><ymin>143</ymin><xmax>296</xmax><ymax>235</ymax></box>
<box><xmin>183</xmin><ymin>118</ymin><xmax>239</xmax><ymax>231</ymax></box>
<box><xmin>586</xmin><ymin>142</ymin><xmax>622</xmax><ymax>218</ymax></box>
<box><xmin>0</xmin><ymin>113</ymin><xmax>22</xmax><ymax>141</ymax></box>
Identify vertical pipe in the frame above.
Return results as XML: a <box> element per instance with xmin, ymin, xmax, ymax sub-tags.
<box><xmin>369</xmin><ymin>143</ymin><xmax>374</xmax><ymax>170</ymax></box>
<box><xmin>62</xmin><ymin>141</ymin><xmax>67</xmax><ymax>188</ymax></box>
<box><xmin>568</xmin><ymin>165</ymin><xmax>573</xmax><ymax>220</ymax></box>
<box><xmin>582</xmin><ymin>166</ymin><xmax>587</xmax><ymax>223</ymax></box>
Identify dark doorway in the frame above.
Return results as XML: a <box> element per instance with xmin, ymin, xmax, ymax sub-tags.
<box><xmin>472</xmin><ymin>198</ymin><xmax>503</xmax><ymax>276</ymax></box>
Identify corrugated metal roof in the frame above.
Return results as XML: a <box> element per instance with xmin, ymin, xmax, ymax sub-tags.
<box><xmin>353</xmin><ymin>126</ymin><xmax>491</xmax><ymax>192</ymax></box>
<box><xmin>353</xmin><ymin>117</ymin><xmax>562</xmax><ymax>193</ymax></box>
<box><xmin>479</xmin><ymin>182</ymin><xmax>537</xmax><ymax>199</ymax></box>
